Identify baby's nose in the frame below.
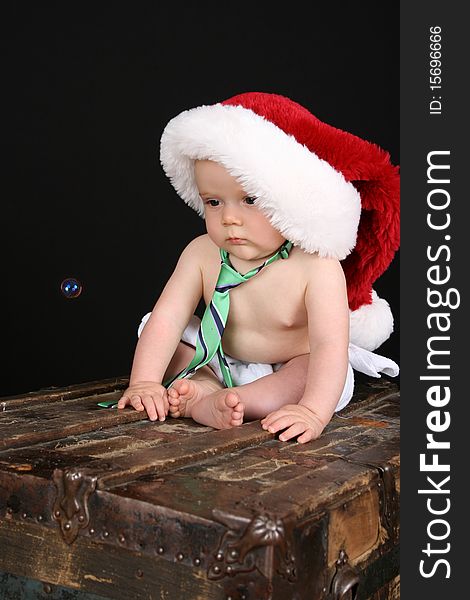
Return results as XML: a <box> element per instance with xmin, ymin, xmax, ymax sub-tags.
<box><xmin>222</xmin><ymin>206</ymin><xmax>242</xmax><ymax>225</ymax></box>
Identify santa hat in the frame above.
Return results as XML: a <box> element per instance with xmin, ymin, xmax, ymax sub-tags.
<box><xmin>160</xmin><ymin>92</ymin><xmax>400</xmax><ymax>351</ymax></box>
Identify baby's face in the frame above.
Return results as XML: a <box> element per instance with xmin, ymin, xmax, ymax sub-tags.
<box><xmin>194</xmin><ymin>160</ymin><xmax>285</xmax><ymax>261</ymax></box>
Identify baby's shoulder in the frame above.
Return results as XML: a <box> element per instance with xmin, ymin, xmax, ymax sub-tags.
<box><xmin>180</xmin><ymin>234</ymin><xmax>219</xmax><ymax>265</ymax></box>
<box><xmin>184</xmin><ymin>233</ymin><xmax>216</xmax><ymax>251</ymax></box>
<box><xmin>288</xmin><ymin>247</ymin><xmax>343</xmax><ymax>279</ymax></box>
<box><xmin>288</xmin><ymin>246</ymin><xmax>327</xmax><ymax>268</ymax></box>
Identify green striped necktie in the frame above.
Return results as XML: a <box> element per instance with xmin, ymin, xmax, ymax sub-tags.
<box><xmin>165</xmin><ymin>240</ymin><xmax>293</xmax><ymax>389</ymax></box>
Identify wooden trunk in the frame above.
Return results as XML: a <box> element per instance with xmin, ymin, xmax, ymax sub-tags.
<box><xmin>0</xmin><ymin>377</ymin><xmax>399</xmax><ymax>600</ymax></box>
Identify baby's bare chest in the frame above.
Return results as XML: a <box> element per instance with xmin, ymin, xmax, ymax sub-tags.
<box><xmin>202</xmin><ymin>262</ymin><xmax>308</xmax><ymax>329</ymax></box>
<box><xmin>201</xmin><ymin>258</ymin><xmax>310</xmax><ymax>362</ymax></box>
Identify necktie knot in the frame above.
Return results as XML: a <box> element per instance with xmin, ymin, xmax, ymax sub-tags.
<box><xmin>219</xmin><ymin>240</ymin><xmax>293</xmax><ymax>281</ymax></box>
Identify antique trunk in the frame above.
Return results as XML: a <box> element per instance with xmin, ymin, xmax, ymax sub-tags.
<box><xmin>0</xmin><ymin>377</ymin><xmax>399</xmax><ymax>600</ymax></box>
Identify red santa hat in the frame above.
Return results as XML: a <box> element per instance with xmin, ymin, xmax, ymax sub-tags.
<box><xmin>160</xmin><ymin>92</ymin><xmax>400</xmax><ymax>351</ymax></box>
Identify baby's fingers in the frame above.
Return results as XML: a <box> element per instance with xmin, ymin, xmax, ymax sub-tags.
<box><xmin>117</xmin><ymin>394</ymin><xmax>144</xmax><ymax>411</ymax></box>
<box><xmin>155</xmin><ymin>393</ymin><xmax>169</xmax><ymax>422</ymax></box>
<box><xmin>141</xmin><ymin>394</ymin><xmax>160</xmax><ymax>421</ymax></box>
<box><xmin>260</xmin><ymin>410</ymin><xmax>283</xmax><ymax>429</ymax></box>
<box><xmin>129</xmin><ymin>395</ymin><xmax>145</xmax><ymax>411</ymax></box>
<box><xmin>117</xmin><ymin>395</ymin><xmax>129</xmax><ymax>409</ymax></box>
<box><xmin>296</xmin><ymin>429</ymin><xmax>317</xmax><ymax>444</ymax></box>
<box><xmin>262</xmin><ymin>414</ymin><xmax>295</xmax><ymax>434</ymax></box>
<box><xmin>278</xmin><ymin>422</ymin><xmax>307</xmax><ymax>442</ymax></box>
<box><xmin>142</xmin><ymin>393</ymin><xmax>169</xmax><ymax>422</ymax></box>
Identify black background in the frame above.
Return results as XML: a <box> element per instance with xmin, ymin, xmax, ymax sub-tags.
<box><xmin>2</xmin><ymin>2</ymin><xmax>399</xmax><ymax>396</ymax></box>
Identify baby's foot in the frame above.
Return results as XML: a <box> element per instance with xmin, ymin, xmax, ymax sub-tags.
<box><xmin>168</xmin><ymin>378</ymin><xmax>221</xmax><ymax>418</ymax></box>
<box><xmin>168</xmin><ymin>380</ymin><xmax>244</xmax><ymax>429</ymax></box>
<box><xmin>191</xmin><ymin>389</ymin><xmax>245</xmax><ymax>429</ymax></box>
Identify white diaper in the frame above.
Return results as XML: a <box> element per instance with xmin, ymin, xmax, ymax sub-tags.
<box><xmin>137</xmin><ymin>313</ymin><xmax>355</xmax><ymax>412</ymax></box>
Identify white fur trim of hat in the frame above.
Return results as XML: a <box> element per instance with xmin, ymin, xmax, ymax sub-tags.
<box><xmin>160</xmin><ymin>103</ymin><xmax>361</xmax><ymax>260</ymax></box>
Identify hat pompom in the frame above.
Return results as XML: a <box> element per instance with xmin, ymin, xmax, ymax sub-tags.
<box><xmin>349</xmin><ymin>290</ymin><xmax>394</xmax><ymax>351</ymax></box>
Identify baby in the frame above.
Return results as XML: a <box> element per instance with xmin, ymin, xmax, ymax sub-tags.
<box><xmin>118</xmin><ymin>92</ymin><xmax>400</xmax><ymax>443</ymax></box>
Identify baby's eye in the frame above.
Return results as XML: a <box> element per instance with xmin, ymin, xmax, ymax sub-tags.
<box><xmin>206</xmin><ymin>199</ymin><xmax>220</xmax><ymax>207</ymax></box>
<box><xmin>244</xmin><ymin>196</ymin><xmax>257</xmax><ymax>205</ymax></box>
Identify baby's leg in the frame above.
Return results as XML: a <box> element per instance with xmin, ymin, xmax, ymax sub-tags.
<box><xmin>172</xmin><ymin>354</ymin><xmax>309</xmax><ymax>427</ymax></box>
<box><xmin>235</xmin><ymin>354</ymin><xmax>310</xmax><ymax>420</ymax></box>
<box><xmin>164</xmin><ymin>341</ymin><xmax>208</xmax><ymax>382</ymax></box>
<box><xmin>164</xmin><ymin>342</ymin><xmax>224</xmax><ymax>414</ymax></box>
<box><xmin>164</xmin><ymin>343</ymin><xmax>244</xmax><ymax>429</ymax></box>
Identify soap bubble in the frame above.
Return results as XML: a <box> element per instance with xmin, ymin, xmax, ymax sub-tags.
<box><xmin>60</xmin><ymin>278</ymin><xmax>82</xmax><ymax>299</ymax></box>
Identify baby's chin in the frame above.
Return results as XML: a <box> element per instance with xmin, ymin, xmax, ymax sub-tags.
<box><xmin>223</xmin><ymin>242</ymin><xmax>280</xmax><ymax>262</ymax></box>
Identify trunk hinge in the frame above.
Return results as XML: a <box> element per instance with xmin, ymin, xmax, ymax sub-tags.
<box><xmin>52</xmin><ymin>468</ymin><xmax>97</xmax><ymax>544</ymax></box>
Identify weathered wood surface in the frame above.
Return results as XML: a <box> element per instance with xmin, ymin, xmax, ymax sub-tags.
<box><xmin>0</xmin><ymin>376</ymin><xmax>129</xmax><ymax>409</ymax></box>
<box><xmin>0</xmin><ymin>378</ymin><xmax>399</xmax><ymax>600</ymax></box>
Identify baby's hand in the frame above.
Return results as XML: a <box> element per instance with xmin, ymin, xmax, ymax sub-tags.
<box><xmin>260</xmin><ymin>404</ymin><xmax>326</xmax><ymax>444</ymax></box>
<box><xmin>117</xmin><ymin>381</ymin><xmax>169</xmax><ymax>422</ymax></box>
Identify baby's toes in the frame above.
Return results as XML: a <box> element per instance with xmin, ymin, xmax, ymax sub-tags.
<box><xmin>168</xmin><ymin>388</ymin><xmax>180</xmax><ymax>403</ymax></box>
<box><xmin>230</xmin><ymin>402</ymin><xmax>244</xmax><ymax>426</ymax></box>
<box><xmin>171</xmin><ymin>379</ymin><xmax>190</xmax><ymax>397</ymax></box>
<box><xmin>168</xmin><ymin>387</ymin><xmax>179</xmax><ymax>399</ymax></box>
<box><xmin>168</xmin><ymin>399</ymin><xmax>181</xmax><ymax>418</ymax></box>
<box><xmin>224</xmin><ymin>392</ymin><xmax>240</xmax><ymax>409</ymax></box>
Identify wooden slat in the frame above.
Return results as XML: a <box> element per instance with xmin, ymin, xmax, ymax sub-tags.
<box><xmin>96</xmin><ymin>421</ymin><xmax>273</xmax><ymax>489</ymax></box>
<box><xmin>0</xmin><ymin>419</ymin><xmax>212</xmax><ymax>476</ymax></box>
<box><xmin>0</xmin><ymin>376</ymin><xmax>129</xmax><ymax>409</ymax></box>
<box><xmin>0</xmin><ymin>391</ymin><xmax>146</xmax><ymax>450</ymax></box>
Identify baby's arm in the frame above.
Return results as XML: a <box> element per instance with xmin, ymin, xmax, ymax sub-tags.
<box><xmin>261</xmin><ymin>257</ymin><xmax>349</xmax><ymax>442</ymax></box>
<box><xmin>118</xmin><ymin>236</ymin><xmax>205</xmax><ymax>420</ymax></box>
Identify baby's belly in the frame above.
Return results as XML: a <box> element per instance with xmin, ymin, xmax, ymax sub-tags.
<box><xmin>222</xmin><ymin>325</ymin><xmax>310</xmax><ymax>364</ymax></box>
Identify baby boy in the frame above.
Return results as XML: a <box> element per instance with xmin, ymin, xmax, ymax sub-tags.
<box><xmin>117</xmin><ymin>93</ymin><xmax>400</xmax><ymax>443</ymax></box>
